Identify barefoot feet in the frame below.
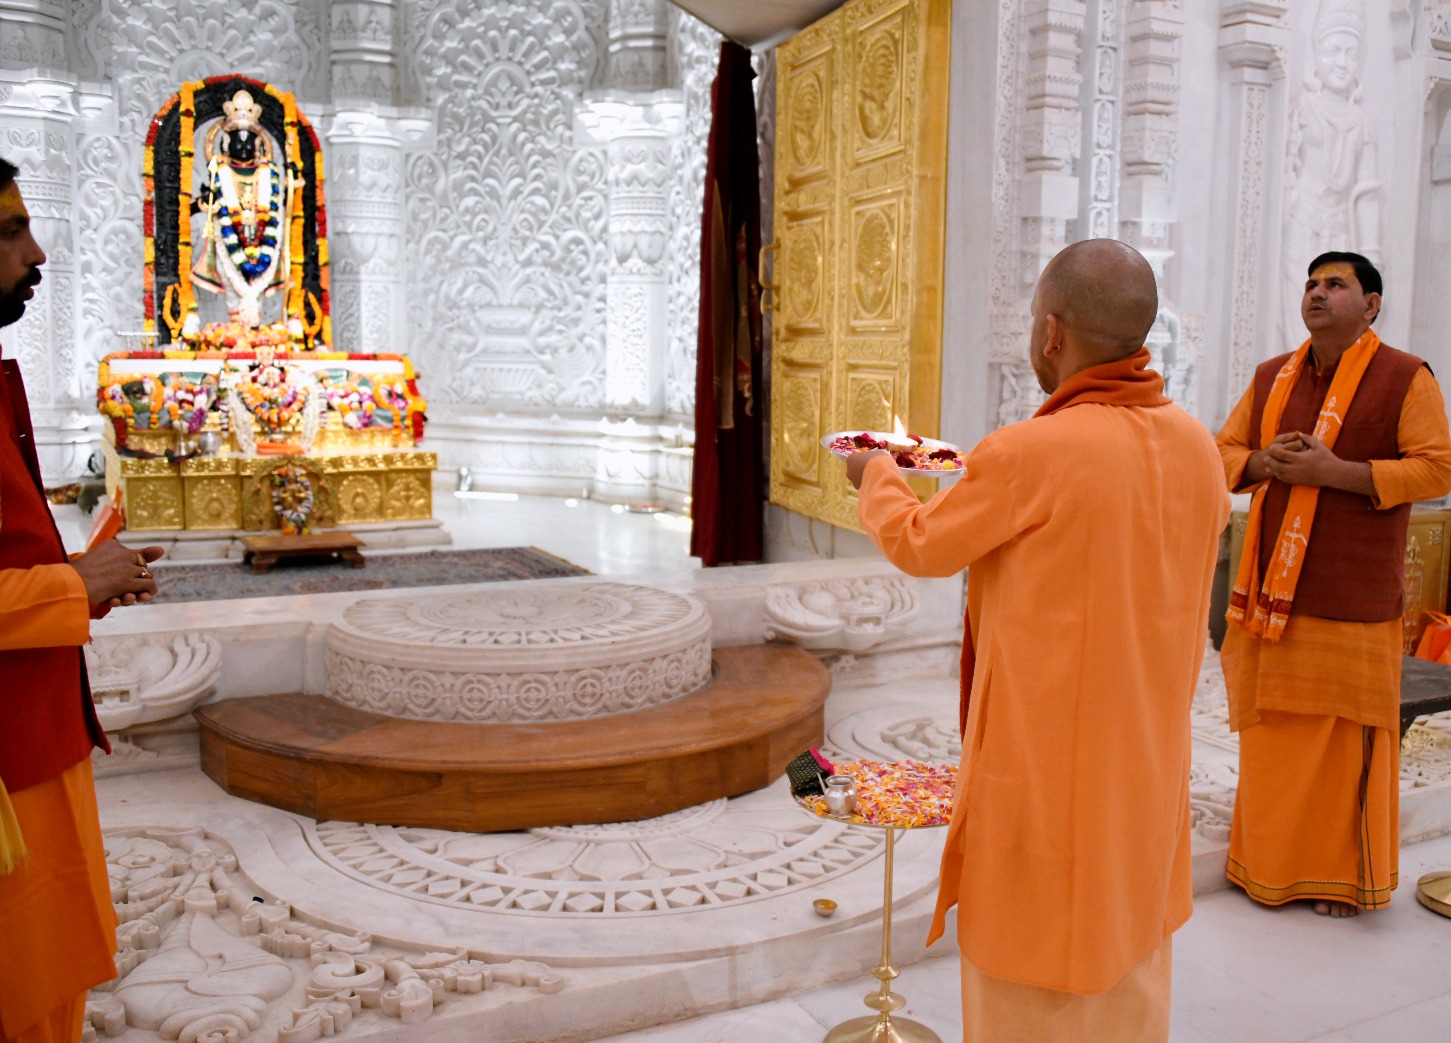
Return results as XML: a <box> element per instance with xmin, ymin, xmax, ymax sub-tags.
<box><xmin>1312</xmin><ymin>900</ymin><xmax>1360</xmax><ymax>917</ymax></box>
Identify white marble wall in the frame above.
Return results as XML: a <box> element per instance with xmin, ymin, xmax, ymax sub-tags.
<box><xmin>0</xmin><ymin>0</ymin><xmax>718</xmax><ymax>509</ymax></box>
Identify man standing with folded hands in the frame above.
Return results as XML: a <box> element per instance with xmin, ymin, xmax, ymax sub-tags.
<box><xmin>847</xmin><ymin>239</ymin><xmax>1229</xmax><ymax>1042</ymax></box>
<box><xmin>1216</xmin><ymin>252</ymin><xmax>1451</xmax><ymax>919</ymax></box>
<box><xmin>0</xmin><ymin>157</ymin><xmax>164</xmax><ymax>1043</ymax></box>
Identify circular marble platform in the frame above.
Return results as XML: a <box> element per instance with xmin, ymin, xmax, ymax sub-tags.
<box><xmin>324</xmin><ymin>582</ymin><xmax>712</xmax><ymax>722</ymax></box>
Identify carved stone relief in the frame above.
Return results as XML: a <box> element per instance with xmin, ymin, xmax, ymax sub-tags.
<box><xmin>764</xmin><ymin>575</ymin><xmax>920</xmax><ymax>652</ymax></box>
<box><xmin>325</xmin><ymin>583</ymin><xmax>714</xmax><ymax>722</ymax></box>
<box><xmin>86</xmin><ymin>828</ymin><xmax>564</xmax><ymax>1042</ymax></box>
<box><xmin>401</xmin><ymin>0</ymin><xmax>607</xmax><ymax>411</ymax></box>
<box><xmin>1278</xmin><ymin>0</ymin><xmax>1382</xmax><ymax>348</ymax></box>
<box><xmin>84</xmin><ymin>631</ymin><xmax>222</xmax><ymax>732</ymax></box>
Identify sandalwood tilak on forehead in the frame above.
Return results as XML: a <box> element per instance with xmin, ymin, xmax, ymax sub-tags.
<box><xmin>0</xmin><ymin>182</ymin><xmax>28</xmax><ymax>218</ymax></box>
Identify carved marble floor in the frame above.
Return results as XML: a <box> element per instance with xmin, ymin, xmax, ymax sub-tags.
<box><xmin>85</xmin><ymin>645</ymin><xmax>1451</xmax><ymax>1043</ymax></box>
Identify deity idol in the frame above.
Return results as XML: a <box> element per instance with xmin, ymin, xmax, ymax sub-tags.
<box><xmin>188</xmin><ymin>90</ymin><xmax>295</xmax><ymax>332</ymax></box>
<box><xmin>1280</xmin><ymin>0</ymin><xmax>1382</xmax><ymax>345</ymax></box>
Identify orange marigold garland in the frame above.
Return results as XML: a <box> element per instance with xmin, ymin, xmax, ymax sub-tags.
<box><xmin>277</xmin><ymin>89</ymin><xmax>306</xmax><ymax>332</ymax></box>
<box><xmin>176</xmin><ymin>80</ymin><xmax>199</xmax><ymax>334</ymax></box>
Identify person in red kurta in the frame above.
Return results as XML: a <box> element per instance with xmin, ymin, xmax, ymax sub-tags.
<box><xmin>0</xmin><ymin>158</ymin><xmax>165</xmax><ymax>1043</ymax></box>
<box><xmin>848</xmin><ymin>240</ymin><xmax>1229</xmax><ymax>1042</ymax></box>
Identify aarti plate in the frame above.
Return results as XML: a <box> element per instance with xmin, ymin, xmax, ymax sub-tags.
<box><xmin>820</xmin><ymin>430</ymin><xmax>967</xmax><ymax>478</ymax></box>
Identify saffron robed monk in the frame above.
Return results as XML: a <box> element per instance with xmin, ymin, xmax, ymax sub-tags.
<box><xmin>1217</xmin><ymin>252</ymin><xmax>1451</xmax><ymax>919</ymax></box>
<box><xmin>846</xmin><ymin>240</ymin><xmax>1229</xmax><ymax>1043</ymax></box>
<box><xmin>0</xmin><ymin>158</ymin><xmax>166</xmax><ymax>1043</ymax></box>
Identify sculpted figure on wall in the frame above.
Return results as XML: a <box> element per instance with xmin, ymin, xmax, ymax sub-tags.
<box><xmin>1280</xmin><ymin>0</ymin><xmax>1381</xmax><ymax>347</ymax></box>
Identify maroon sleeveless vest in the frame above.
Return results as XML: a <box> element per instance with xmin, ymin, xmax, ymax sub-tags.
<box><xmin>0</xmin><ymin>355</ymin><xmax>107</xmax><ymax>792</ymax></box>
<box><xmin>1248</xmin><ymin>343</ymin><xmax>1425</xmax><ymax>623</ymax></box>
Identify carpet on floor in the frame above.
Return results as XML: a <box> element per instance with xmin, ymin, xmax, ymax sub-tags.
<box><xmin>146</xmin><ymin>546</ymin><xmax>589</xmax><ymax>603</ymax></box>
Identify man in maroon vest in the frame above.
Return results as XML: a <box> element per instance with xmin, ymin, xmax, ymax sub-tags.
<box><xmin>1216</xmin><ymin>251</ymin><xmax>1451</xmax><ymax>919</ymax></box>
<box><xmin>0</xmin><ymin>158</ymin><xmax>165</xmax><ymax>1042</ymax></box>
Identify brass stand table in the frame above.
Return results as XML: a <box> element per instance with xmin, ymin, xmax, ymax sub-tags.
<box><xmin>796</xmin><ymin>799</ymin><xmax>945</xmax><ymax>1043</ymax></box>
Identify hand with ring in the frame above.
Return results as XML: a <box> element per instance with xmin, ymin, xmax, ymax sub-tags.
<box><xmin>70</xmin><ymin>539</ymin><xmax>165</xmax><ymax>608</ymax></box>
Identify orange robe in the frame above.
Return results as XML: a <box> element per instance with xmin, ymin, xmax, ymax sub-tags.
<box><xmin>1216</xmin><ymin>366</ymin><xmax>1451</xmax><ymax>908</ymax></box>
<box><xmin>0</xmin><ymin>566</ymin><xmax>117</xmax><ymax>1043</ymax></box>
<box><xmin>859</xmin><ymin>395</ymin><xmax>1229</xmax><ymax>1010</ymax></box>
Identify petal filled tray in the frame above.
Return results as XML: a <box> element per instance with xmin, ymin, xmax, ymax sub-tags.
<box><xmin>821</xmin><ymin>430</ymin><xmax>966</xmax><ymax>476</ymax></box>
<box><xmin>795</xmin><ymin>759</ymin><xmax>957</xmax><ymax>829</ymax></box>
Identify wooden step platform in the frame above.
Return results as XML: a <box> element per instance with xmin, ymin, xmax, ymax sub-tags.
<box><xmin>196</xmin><ymin>645</ymin><xmax>829</xmax><ymax>832</ymax></box>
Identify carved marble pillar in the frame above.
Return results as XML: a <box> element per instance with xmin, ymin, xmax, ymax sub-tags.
<box><xmin>1218</xmin><ymin>2</ymin><xmax>1288</xmax><ymax>411</ymax></box>
<box><xmin>0</xmin><ymin>62</ymin><xmax>109</xmax><ymax>483</ymax></box>
<box><xmin>324</xmin><ymin>113</ymin><xmax>407</xmax><ymax>354</ymax></box>
<box><xmin>1080</xmin><ymin>0</ymin><xmax>1122</xmax><ymax>240</ymax></box>
<box><xmin>0</xmin><ymin>0</ymin><xmax>65</xmax><ymax>70</ymax></box>
<box><xmin>1019</xmin><ymin>0</ymin><xmax>1087</xmax><ymax>284</ymax></box>
<box><xmin>1118</xmin><ymin>0</ymin><xmax>1183</xmax><ymax>278</ymax></box>
<box><xmin>331</xmin><ymin>0</ymin><xmax>397</xmax><ymax>104</ymax></box>
<box><xmin>578</xmin><ymin>1</ymin><xmax>683</xmax><ymax>501</ymax></box>
<box><xmin>326</xmin><ymin>0</ymin><xmax>430</xmax><ymax>354</ymax></box>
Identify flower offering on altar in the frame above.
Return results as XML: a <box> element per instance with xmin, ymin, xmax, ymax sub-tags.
<box><xmin>184</xmin><ymin>320</ymin><xmax>297</xmax><ymax>352</ymax></box>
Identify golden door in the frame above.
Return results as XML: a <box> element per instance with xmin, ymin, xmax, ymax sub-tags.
<box><xmin>767</xmin><ymin>0</ymin><xmax>950</xmax><ymax>532</ymax></box>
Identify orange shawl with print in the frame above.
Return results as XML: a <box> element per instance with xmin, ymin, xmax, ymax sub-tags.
<box><xmin>1228</xmin><ymin>329</ymin><xmax>1381</xmax><ymax>640</ymax></box>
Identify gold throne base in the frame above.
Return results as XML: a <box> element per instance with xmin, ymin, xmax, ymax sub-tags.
<box><xmin>104</xmin><ymin>435</ymin><xmax>437</xmax><ymax>533</ymax></box>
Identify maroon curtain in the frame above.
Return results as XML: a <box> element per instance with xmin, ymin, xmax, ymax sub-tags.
<box><xmin>690</xmin><ymin>41</ymin><xmax>764</xmax><ymax>567</ymax></box>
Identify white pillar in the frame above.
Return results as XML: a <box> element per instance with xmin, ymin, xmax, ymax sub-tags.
<box><xmin>577</xmin><ymin>0</ymin><xmax>683</xmax><ymax>502</ymax></box>
<box><xmin>0</xmin><ymin>71</ymin><xmax>87</xmax><ymax>483</ymax></box>
<box><xmin>325</xmin><ymin>0</ymin><xmax>431</xmax><ymax>354</ymax></box>
<box><xmin>1218</xmin><ymin>1</ymin><xmax>1289</xmax><ymax>412</ymax></box>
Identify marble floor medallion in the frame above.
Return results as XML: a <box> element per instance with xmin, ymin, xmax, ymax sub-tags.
<box><xmin>307</xmin><ymin>798</ymin><xmax>884</xmax><ymax>927</ymax></box>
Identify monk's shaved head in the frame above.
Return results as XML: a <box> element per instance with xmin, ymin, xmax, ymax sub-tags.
<box><xmin>1037</xmin><ymin>239</ymin><xmax>1159</xmax><ymax>363</ymax></box>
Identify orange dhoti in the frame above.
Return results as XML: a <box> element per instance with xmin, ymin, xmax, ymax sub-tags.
<box><xmin>1221</xmin><ymin>617</ymin><xmax>1401</xmax><ymax>910</ymax></box>
<box><xmin>961</xmin><ymin>937</ymin><xmax>1172</xmax><ymax>1043</ymax></box>
<box><xmin>0</xmin><ymin>759</ymin><xmax>117</xmax><ymax>1043</ymax></box>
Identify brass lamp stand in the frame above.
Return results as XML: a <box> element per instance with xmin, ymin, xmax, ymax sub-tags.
<box><xmin>821</xmin><ymin>824</ymin><xmax>942</xmax><ymax>1043</ymax></box>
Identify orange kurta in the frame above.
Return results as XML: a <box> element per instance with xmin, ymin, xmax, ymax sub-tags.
<box><xmin>1216</xmin><ymin>364</ymin><xmax>1451</xmax><ymax>909</ymax></box>
<box><xmin>859</xmin><ymin>393</ymin><xmax>1229</xmax><ymax>995</ymax></box>
<box><xmin>0</xmin><ymin>567</ymin><xmax>116</xmax><ymax>1041</ymax></box>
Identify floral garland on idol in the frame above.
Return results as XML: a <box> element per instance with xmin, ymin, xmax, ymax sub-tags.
<box><xmin>142</xmin><ymin>76</ymin><xmax>331</xmax><ymax>348</ymax></box>
<box><xmin>269</xmin><ymin>465</ymin><xmax>314</xmax><ymax>536</ymax></box>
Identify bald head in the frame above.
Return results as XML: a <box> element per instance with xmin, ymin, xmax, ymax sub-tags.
<box><xmin>1037</xmin><ymin>240</ymin><xmax>1159</xmax><ymax>364</ymax></box>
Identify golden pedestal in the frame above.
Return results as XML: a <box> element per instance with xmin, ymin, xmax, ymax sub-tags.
<box><xmin>104</xmin><ymin>430</ymin><xmax>437</xmax><ymax>533</ymax></box>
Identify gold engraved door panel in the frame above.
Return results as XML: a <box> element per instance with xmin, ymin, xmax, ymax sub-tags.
<box><xmin>769</xmin><ymin>0</ymin><xmax>949</xmax><ymax>532</ymax></box>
